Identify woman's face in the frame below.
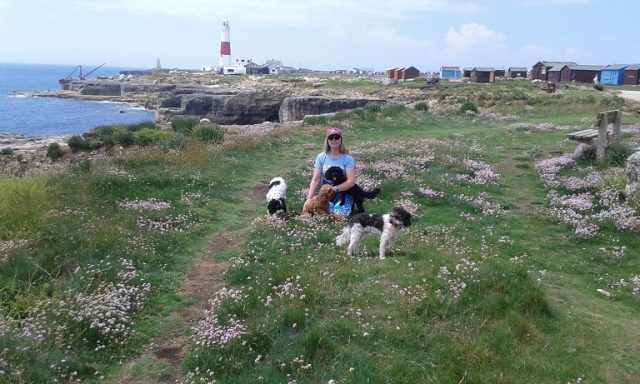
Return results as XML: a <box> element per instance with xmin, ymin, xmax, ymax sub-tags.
<box><xmin>327</xmin><ymin>134</ymin><xmax>342</xmax><ymax>149</ymax></box>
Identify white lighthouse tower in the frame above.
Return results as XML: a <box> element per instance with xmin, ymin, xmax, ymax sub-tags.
<box><xmin>219</xmin><ymin>19</ymin><xmax>231</xmax><ymax>67</ymax></box>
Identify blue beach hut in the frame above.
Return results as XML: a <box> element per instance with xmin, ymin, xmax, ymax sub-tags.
<box><xmin>440</xmin><ymin>66</ymin><xmax>461</xmax><ymax>79</ymax></box>
<box><xmin>600</xmin><ymin>64</ymin><xmax>629</xmax><ymax>85</ymax></box>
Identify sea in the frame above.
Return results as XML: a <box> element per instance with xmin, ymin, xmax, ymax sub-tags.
<box><xmin>0</xmin><ymin>63</ymin><xmax>155</xmax><ymax>137</ymax></box>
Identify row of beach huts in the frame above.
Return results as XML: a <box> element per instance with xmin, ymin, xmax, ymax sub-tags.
<box><xmin>385</xmin><ymin>61</ymin><xmax>640</xmax><ymax>85</ymax></box>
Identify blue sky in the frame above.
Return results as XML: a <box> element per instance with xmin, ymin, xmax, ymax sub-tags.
<box><xmin>1</xmin><ymin>0</ymin><xmax>639</xmax><ymax>72</ymax></box>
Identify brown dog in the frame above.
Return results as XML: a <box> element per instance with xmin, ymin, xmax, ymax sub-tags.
<box><xmin>303</xmin><ymin>184</ymin><xmax>336</xmax><ymax>216</ymax></box>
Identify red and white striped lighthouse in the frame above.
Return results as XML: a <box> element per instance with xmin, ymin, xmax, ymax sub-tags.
<box><xmin>219</xmin><ymin>19</ymin><xmax>231</xmax><ymax>67</ymax></box>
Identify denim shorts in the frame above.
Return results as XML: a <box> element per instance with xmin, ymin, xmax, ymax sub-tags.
<box><xmin>329</xmin><ymin>193</ymin><xmax>353</xmax><ymax>216</ymax></box>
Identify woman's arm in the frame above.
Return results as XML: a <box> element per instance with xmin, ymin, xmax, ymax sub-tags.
<box><xmin>307</xmin><ymin>168</ymin><xmax>323</xmax><ymax>200</ymax></box>
<box><xmin>334</xmin><ymin>167</ymin><xmax>356</xmax><ymax>193</ymax></box>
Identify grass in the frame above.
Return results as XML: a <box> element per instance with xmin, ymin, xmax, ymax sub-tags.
<box><xmin>1</xmin><ymin>79</ymin><xmax>640</xmax><ymax>383</ymax></box>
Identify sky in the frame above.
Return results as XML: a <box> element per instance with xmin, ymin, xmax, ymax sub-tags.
<box><xmin>1</xmin><ymin>0</ymin><xmax>639</xmax><ymax>72</ymax></box>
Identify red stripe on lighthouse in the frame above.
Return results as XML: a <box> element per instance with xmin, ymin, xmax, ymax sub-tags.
<box><xmin>220</xmin><ymin>42</ymin><xmax>231</xmax><ymax>55</ymax></box>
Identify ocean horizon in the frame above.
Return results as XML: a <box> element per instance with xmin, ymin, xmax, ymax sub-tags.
<box><xmin>0</xmin><ymin>63</ymin><xmax>155</xmax><ymax>137</ymax></box>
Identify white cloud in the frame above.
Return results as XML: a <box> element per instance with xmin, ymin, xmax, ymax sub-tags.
<box><xmin>325</xmin><ymin>25</ymin><xmax>347</xmax><ymax>41</ymax></box>
<box><xmin>443</xmin><ymin>23</ymin><xmax>507</xmax><ymax>63</ymax></box>
<box><xmin>73</xmin><ymin>0</ymin><xmax>484</xmax><ymax>26</ymax></box>
<box><xmin>360</xmin><ymin>27</ymin><xmax>433</xmax><ymax>50</ymax></box>
<box><xmin>0</xmin><ymin>0</ymin><xmax>9</xmax><ymax>7</ymax></box>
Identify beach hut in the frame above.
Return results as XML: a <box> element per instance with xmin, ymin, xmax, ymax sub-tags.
<box><xmin>507</xmin><ymin>67</ymin><xmax>527</xmax><ymax>79</ymax></box>
<box><xmin>440</xmin><ymin>66</ymin><xmax>461</xmax><ymax>79</ymax></box>
<box><xmin>600</xmin><ymin>64</ymin><xmax>628</xmax><ymax>85</ymax></box>
<box><xmin>397</xmin><ymin>66</ymin><xmax>420</xmax><ymax>81</ymax></box>
<box><xmin>623</xmin><ymin>64</ymin><xmax>640</xmax><ymax>85</ymax></box>
<box><xmin>563</xmin><ymin>65</ymin><xmax>604</xmax><ymax>83</ymax></box>
<box><xmin>531</xmin><ymin>61</ymin><xmax>576</xmax><ymax>81</ymax></box>
<box><xmin>470</xmin><ymin>67</ymin><xmax>495</xmax><ymax>83</ymax></box>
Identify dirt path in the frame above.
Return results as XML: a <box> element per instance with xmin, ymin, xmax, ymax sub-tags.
<box><xmin>114</xmin><ymin>180</ymin><xmax>270</xmax><ymax>383</ymax></box>
<box><xmin>616</xmin><ymin>90</ymin><xmax>640</xmax><ymax>102</ymax></box>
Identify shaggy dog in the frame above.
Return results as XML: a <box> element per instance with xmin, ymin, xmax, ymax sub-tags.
<box><xmin>324</xmin><ymin>166</ymin><xmax>380</xmax><ymax>213</ymax></box>
<box><xmin>335</xmin><ymin>206</ymin><xmax>412</xmax><ymax>259</ymax></box>
<box><xmin>266</xmin><ymin>177</ymin><xmax>288</xmax><ymax>217</ymax></box>
<box><xmin>303</xmin><ymin>184</ymin><xmax>336</xmax><ymax>216</ymax></box>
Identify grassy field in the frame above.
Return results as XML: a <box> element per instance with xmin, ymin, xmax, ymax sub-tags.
<box><xmin>1</xmin><ymin>79</ymin><xmax>639</xmax><ymax>383</ymax></box>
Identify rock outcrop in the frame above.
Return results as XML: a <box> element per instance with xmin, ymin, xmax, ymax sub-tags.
<box><xmin>42</xmin><ymin>77</ymin><xmax>404</xmax><ymax>126</ymax></box>
<box><xmin>626</xmin><ymin>151</ymin><xmax>640</xmax><ymax>202</ymax></box>
<box><xmin>278</xmin><ymin>96</ymin><xmax>384</xmax><ymax>122</ymax></box>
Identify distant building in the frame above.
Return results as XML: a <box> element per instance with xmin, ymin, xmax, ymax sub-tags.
<box><xmin>470</xmin><ymin>67</ymin><xmax>495</xmax><ymax>83</ymax></box>
<box><xmin>440</xmin><ymin>66</ymin><xmax>461</xmax><ymax>79</ymax></box>
<box><xmin>561</xmin><ymin>64</ymin><xmax>603</xmax><ymax>83</ymax></box>
<box><xmin>494</xmin><ymin>69</ymin><xmax>505</xmax><ymax>78</ymax></box>
<box><xmin>385</xmin><ymin>67</ymin><xmax>399</xmax><ymax>79</ymax></box>
<box><xmin>624</xmin><ymin>64</ymin><xmax>640</xmax><ymax>85</ymax></box>
<box><xmin>530</xmin><ymin>61</ymin><xmax>576</xmax><ymax>81</ymax></box>
<box><xmin>463</xmin><ymin>67</ymin><xmax>473</xmax><ymax>78</ymax></box>
<box><xmin>398</xmin><ymin>66</ymin><xmax>420</xmax><ymax>81</ymax></box>
<box><xmin>600</xmin><ymin>64</ymin><xmax>629</xmax><ymax>85</ymax></box>
<box><xmin>507</xmin><ymin>67</ymin><xmax>527</xmax><ymax>78</ymax></box>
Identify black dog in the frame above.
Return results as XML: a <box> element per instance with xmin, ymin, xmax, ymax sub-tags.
<box><xmin>324</xmin><ymin>166</ymin><xmax>380</xmax><ymax>213</ymax></box>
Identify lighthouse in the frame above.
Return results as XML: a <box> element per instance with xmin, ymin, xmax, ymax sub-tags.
<box><xmin>219</xmin><ymin>19</ymin><xmax>231</xmax><ymax>67</ymax></box>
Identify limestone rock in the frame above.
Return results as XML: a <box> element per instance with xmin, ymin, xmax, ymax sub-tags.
<box><xmin>625</xmin><ymin>151</ymin><xmax>640</xmax><ymax>201</ymax></box>
<box><xmin>279</xmin><ymin>96</ymin><xmax>384</xmax><ymax>122</ymax></box>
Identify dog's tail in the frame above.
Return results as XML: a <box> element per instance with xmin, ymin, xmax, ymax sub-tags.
<box><xmin>363</xmin><ymin>187</ymin><xmax>381</xmax><ymax>200</ymax></box>
<box><xmin>335</xmin><ymin>227</ymin><xmax>351</xmax><ymax>246</ymax></box>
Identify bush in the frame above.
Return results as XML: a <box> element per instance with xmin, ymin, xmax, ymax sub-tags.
<box><xmin>160</xmin><ymin>132</ymin><xmax>189</xmax><ymax>149</ymax></box>
<box><xmin>67</xmin><ymin>135</ymin><xmax>92</xmax><ymax>151</ymax></box>
<box><xmin>414</xmin><ymin>102</ymin><xmax>429</xmax><ymax>112</ymax></box>
<box><xmin>192</xmin><ymin>123</ymin><xmax>224</xmax><ymax>144</ymax></box>
<box><xmin>116</xmin><ymin>131</ymin><xmax>134</xmax><ymax>147</ymax></box>
<box><xmin>303</xmin><ymin>115</ymin><xmax>329</xmax><ymax>126</ymax></box>
<box><xmin>607</xmin><ymin>142</ymin><xmax>634</xmax><ymax>166</ymax></box>
<box><xmin>593</xmin><ymin>83</ymin><xmax>604</xmax><ymax>91</ymax></box>
<box><xmin>171</xmin><ymin>118</ymin><xmax>199</xmax><ymax>134</ymax></box>
<box><xmin>460</xmin><ymin>101</ymin><xmax>478</xmax><ymax>114</ymax></box>
<box><xmin>133</xmin><ymin>128</ymin><xmax>172</xmax><ymax>146</ymax></box>
<box><xmin>46</xmin><ymin>143</ymin><xmax>64</xmax><ymax>161</ymax></box>
<box><xmin>381</xmin><ymin>104</ymin><xmax>406</xmax><ymax>118</ymax></box>
<box><xmin>1</xmin><ymin>148</ymin><xmax>14</xmax><ymax>156</ymax></box>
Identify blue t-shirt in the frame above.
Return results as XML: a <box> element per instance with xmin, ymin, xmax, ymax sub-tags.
<box><xmin>314</xmin><ymin>152</ymin><xmax>355</xmax><ymax>215</ymax></box>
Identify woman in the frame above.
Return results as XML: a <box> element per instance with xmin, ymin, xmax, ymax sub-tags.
<box><xmin>306</xmin><ymin>127</ymin><xmax>356</xmax><ymax>216</ymax></box>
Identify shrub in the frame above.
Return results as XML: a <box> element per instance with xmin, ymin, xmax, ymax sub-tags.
<box><xmin>171</xmin><ymin>118</ymin><xmax>199</xmax><ymax>134</ymax></box>
<box><xmin>303</xmin><ymin>115</ymin><xmax>328</xmax><ymax>126</ymax></box>
<box><xmin>46</xmin><ymin>143</ymin><xmax>64</xmax><ymax>161</ymax></box>
<box><xmin>460</xmin><ymin>101</ymin><xmax>478</xmax><ymax>114</ymax></box>
<box><xmin>414</xmin><ymin>102</ymin><xmax>429</xmax><ymax>112</ymax></box>
<box><xmin>593</xmin><ymin>83</ymin><xmax>604</xmax><ymax>91</ymax></box>
<box><xmin>68</xmin><ymin>135</ymin><xmax>92</xmax><ymax>151</ymax></box>
<box><xmin>381</xmin><ymin>104</ymin><xmax>406</xmax><ymax>118</ymax></box>
<box><xmin>192</xmin><ymin>123</ymin><xmax>224</xmax><ymax>144</ymax></box>
<box><xmin>160</xmin><ymin>132</ymin><xmax>189</xmax><ymax>149</ymax></box>
<box><xmin>116</xmin><ymin>131</ymin><xmax>134</xmax><ymax>147</ymax></box>
<box><xmin>1</xmin><ymin>148</ymin><xmax>14</xmax><ymax>155</ymax></box>
<box><xmin>133</xmin><ymin>128</ymin><xmax>172</xmax><ymax>146</ymax></box>
<box><xmin>606</xmin><ymin>142</ymin><xmax>634</xmax><ymax>166</ymax></box>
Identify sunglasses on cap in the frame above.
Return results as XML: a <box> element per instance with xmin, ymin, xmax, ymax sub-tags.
<box><xmin>327</xmin><ymin>135</ymin><xmax>342</xmax><ymax>140</ymax></box>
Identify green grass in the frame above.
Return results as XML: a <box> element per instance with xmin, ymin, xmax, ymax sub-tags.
<box><xmin>1</xmin><ymin>80</ymin><xmax>639</xmax><ymax>383</ymax></box>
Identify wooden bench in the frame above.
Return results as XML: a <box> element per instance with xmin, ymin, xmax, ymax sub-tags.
<box><xmin>566</xmin><ymin>110</ymin><xmax>621</xmax><ymax>161</ymax></box>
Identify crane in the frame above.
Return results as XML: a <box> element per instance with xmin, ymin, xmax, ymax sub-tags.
<box><xmin>64</xmin><ymin>63</ymin><xmax>106</xmax><ymax>80</ymax></box>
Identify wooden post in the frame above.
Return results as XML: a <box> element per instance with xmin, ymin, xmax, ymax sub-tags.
<box><xmin>610</xmin><ymin>110</ymin><xmax>621</xmax><ymax>142</ymax></box>
<box><xmin>596</xmin><ymin>112</ymin><xmax>608</xmax><ymax>161</ymax></box>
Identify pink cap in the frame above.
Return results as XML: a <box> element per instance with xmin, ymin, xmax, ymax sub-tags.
<box><xmin>326</xmin><ymin>127</ymin><xmax>342</xmax><ymax>137</ymax></box>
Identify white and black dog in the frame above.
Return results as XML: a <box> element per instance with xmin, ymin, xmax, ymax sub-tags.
<box><xmin>335</xmin><ymin>206</ymin><xmax>412</xmax><ymax>259</ymax></box>
<box><xmin>266</xmin><ymin>177</ymin><xmax>287</xmax><ymax>217</ymax></box>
